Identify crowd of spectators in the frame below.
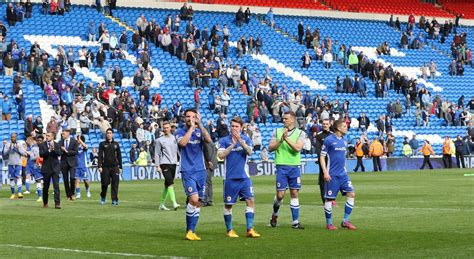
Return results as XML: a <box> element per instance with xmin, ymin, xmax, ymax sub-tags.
<box><xmin>2</xmin><ymin>2</ymin><xmax>474</xmax><ymax>167</ymax></box>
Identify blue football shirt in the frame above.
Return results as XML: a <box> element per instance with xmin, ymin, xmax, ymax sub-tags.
<box><xmin>176</xmin><ymin>127</ymin><xmax>205</xmax><ymax>172</ymax></box>
<box><xmin>77</xmin><ymin>146</ymin><xmax>88</xmax><ymax>169</ymax></box>
<box><xmin>218</xmin><ymin>134</ymin><xmax>253</xmax><ymax>179</ymax></box>
<box><xmin>320</xmin><ymin>134</ymin><xmax>348</xmax><ymax>177</ymax></box>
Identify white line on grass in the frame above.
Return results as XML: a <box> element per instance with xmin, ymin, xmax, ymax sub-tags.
<box><xmin>0</xmin><ymin>244</ymin><xmax>167</xmax><ymax>258</ymax></box>
<box><xmin>2</xmin><ymin>198</ymin><xmax>473</xmax><ymax>212</ymax></box>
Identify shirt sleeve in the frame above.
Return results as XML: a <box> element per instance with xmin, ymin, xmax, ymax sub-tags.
<box><xmin>245</xmin><ymin>136</ymin><xmax>254</xmax><ymax>149</ymax></box>
<box><xmin>176</xmin><ymin>128</ymin><xmax>185</xmax><ymax>142</ymax></box>
<box><xmin>154</xmin><ymin>138</ymin><xmax>162</xmax><ymax>165</ymax></box>
<box><xmin>218</xmin><ymin>138</ymin><xmax>227</xmax><ymax>152</ymax></box>
<box><xmin>297</xmin><ymin>130</ymin><xmax>306</xmax><ymax>142</ymax></box>
<box><xmin>320</xmin><ymin>138</ymin><xmax>329</xmax><ymax>157</ymax></box>
<box><xmin>270</xmin><ymin>129</ymin><xmax>278</xmax><ymax>142</ymax></box>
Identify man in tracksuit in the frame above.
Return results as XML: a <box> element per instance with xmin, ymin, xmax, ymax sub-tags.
<box><xmin>2</xmin><ymin>133</ymin><xmax>27</xmax><ymax>199</ymax></box>
<box><xmin>98</xmin><ymin>128</ymin><xmax>122</xmax><ymax>206</ymax></box>
<box><xmin>315</xmin><ymin>119</ymin><xmax>332</xmax><ymax>205</ymax></box>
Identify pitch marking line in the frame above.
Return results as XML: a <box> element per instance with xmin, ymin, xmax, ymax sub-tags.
<box><xmin>0</xmin><ymin>244</ymin><xmax>179</xmax><ymax>258</ymax></box>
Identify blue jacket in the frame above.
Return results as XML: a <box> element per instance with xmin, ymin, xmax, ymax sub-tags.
<box><xmin>2</xmin><ymin>100</ymin><xmax>12</xmax><ymax>113</ymax></box>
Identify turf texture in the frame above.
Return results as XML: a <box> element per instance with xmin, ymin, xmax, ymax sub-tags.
<box><xmin>0</xmin><ymin>169</ymin><xmax>473</xmax><ymax>258</ymax></box>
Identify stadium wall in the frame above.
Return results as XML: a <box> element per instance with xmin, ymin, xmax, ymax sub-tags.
<box><xmin>1</xmin><ymin>156</ymin><xmax>472</xmax><ymax>184</ymax></box>
<box><xmin>26</xmin><ymin>0</ymin><xmax>474</xmax><ymax>26</ymax></box>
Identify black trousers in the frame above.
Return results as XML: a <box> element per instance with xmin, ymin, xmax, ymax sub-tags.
<box><xmin>456</xmin><ymin>153</ymin><xmax>465</xmax><ymax>168</ymax></box>
<box><xmin>43</xmin><ymin>172</ymin><xmax>60</xmax><ymax>205</ymax></box>
<box><xmin>442</xmin><ymin>154</ymin><xmax>452</xmax><ymax>168</ymax></box>
<box><xmin>354</xmin><ymin>156</ymin><xmax>365</xmax><ymax>172</ymax></box>
<box><xmin>421</xmin><ymin>155</ymin><xmax>433</xmax><ymax>169</ymax></box>
<box><xmin>372</xmin><ymin>156</ymin><xmax>382</xmax><ymax>171</ymax></box>
<box><xmin>100</xmin><ymin>167</ymin><xmax>120</xmax><ymax>201</ymax></box>
<box><xmin>204</xmin><ymin>168</ymin><xmax>214</xmax><ymax>204</ymax></box>
<box><xmin>161</xmin><ymin>164</ymin><xmax>176</xmax><ymax>187</ymax></box>
<box><xmin>61</xmin><ymin>164</ymin><xmax>76</xmax><ymax>198</ymax></box>
<box><xmin>318</xmin><ymin>163</ymin><xmax>325</xmax><ymax>204</ymax></box>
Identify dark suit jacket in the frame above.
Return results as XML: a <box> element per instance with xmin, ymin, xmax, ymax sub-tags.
<box><xmin>59</xmin><ymin>138</ymin><xmax>79</xmax><ymax>167</ymax></box>
<box><xmin>39</xmin><ymin>141</ymin><xmax>62</xmax><ymax>174</ymax></box>
<box><xmin>203</xmin><ymin>141</ymin><xmax>218</xmax><ymax>171</ymax></box>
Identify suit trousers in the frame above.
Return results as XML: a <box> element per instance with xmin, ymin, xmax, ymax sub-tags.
<box><xmin>61</xmin><ymin>163</ymin><xmax>76</xmax><ymax>198</ymax></box>
<box><xmin>100</xmin><ymin>167</ymin><xmax>120</xmax><ymax>201</ymax></box>
<box><xmin>204</xmin><ymin>168</ymin><xmax>214</xmax><ymax>204</ymax></box>
<box><xmin>43</xmin><ymin>172</ymin><xmax>60</xmax><ymax>205</ymax></box>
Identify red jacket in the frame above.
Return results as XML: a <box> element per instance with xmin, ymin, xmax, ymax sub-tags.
<box><xmin>194</xmin><ymin>90</ymin><xmax>200</xmax><ymax>103</ymax></box>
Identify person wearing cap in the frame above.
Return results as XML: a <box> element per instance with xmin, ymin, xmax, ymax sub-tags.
<box><xmin>419</xmin><ymin>140</ymin><xmax>435</xmax><ymax>169</ymax></box>
<box><xmin>59</xmin><ymin>129</ymin><xmax>79</xmax><ymax>200</ymax></box>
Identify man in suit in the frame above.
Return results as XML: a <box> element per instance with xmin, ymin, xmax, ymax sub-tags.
<box><xmin>59</xmin><ymin>129</ymin><xmax>79</xmax><ymax>200</ymax></box>
<box><xmin>202</xmin><ymin>139</ymin><xmax>218</xmax><ymax>207</ymax></box>
<box><xmin>39</xmin><ymin>133</ymin><xmax>62</xmax><ymax>209</ymax></box>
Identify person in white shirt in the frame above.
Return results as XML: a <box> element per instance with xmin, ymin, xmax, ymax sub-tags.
<box><xmin>323</xmin><ymin>52</ymin><xmax>333</xmax><ymax>69</ymax></box>
<box><xmin>109</xmin><ymin>32</ymin><xmax>118</xmax><ymax>50</ymax></box>
<box><xmin>220</xmin><ymin>90</ymin><xmax>230</xmax><ymax>115</ymax></box>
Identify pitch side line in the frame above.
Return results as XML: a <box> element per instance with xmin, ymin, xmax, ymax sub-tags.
<box><xmin>0</xmin><ymin>244</ymin><xmax>178</xmax><ymax>258</ymax></box>
<box><xmin>2</xmin><ymin>198</ymin><xmax>472</xmax><ymax>212</ymax></box>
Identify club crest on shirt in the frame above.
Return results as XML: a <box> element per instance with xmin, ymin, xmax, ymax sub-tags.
<box><xmin>196</xmin><ymin>132</ymin><xmax>201</xmax><ymax>138</ymax></box>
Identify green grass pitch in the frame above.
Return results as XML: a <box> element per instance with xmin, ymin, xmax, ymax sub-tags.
<box><xmin>0</xmin><ymin>169</ymin><xmax>473</xmax><ymax>258</ymax></box>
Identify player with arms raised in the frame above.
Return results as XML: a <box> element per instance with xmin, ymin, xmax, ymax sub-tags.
<box><xmin>319</xmin><ymin>120</ymin><xmax>357</xmax><ymax>230</ymax></box>
<box><xmin>268</xmin><ymin>111</ymin><xmax>305</xmax><ymax>229</ymax></box>
<box><xmin>218</xmin><ymin>116</ymin><xmax>260</xmax><ymax>238</ymax></box>
<box><xmin>177</xmin><ymin>109</ymin><xmax>212</xmax><ymax>241</ymax></box>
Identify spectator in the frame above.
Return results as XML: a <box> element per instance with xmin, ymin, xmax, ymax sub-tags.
<box><xmin>135</xmin><ymin>147</ymin><xmax>148</xmax><ymax>166</ymax></box>
<box><xmin>348</xmin><ymin>51</ymin><xmax>359</xmax><ymax>72</ymax></box>
<box><xmin>297</xmin><ymin>20</ymin><xmax>304</xmax><ymax>45</ymax></box>
<box><xmin>220</xmin><ymin>90</ymin><xmax>230</xmax><ymax>115</ymax></box>
<box><xmin>394</xmin><ymin>99</ymin><xmax>403</xmax><ymax>119</ymax></box>
<box><xmin>194</xmin><ymin>88</ymin><xmax>201</xmax><ymax>110</ymax></box>
<box><xmin>1</xmin><ymin>95</ymin><xmax>13</xmax><ymax>121</ymax></box>
<box><xmin>260</xmin><ymin>147</ymin><xmax>268</xmax><ymax>161</ymax></box>
<box><xmin>402</xmin><ymin>141</ymin><xmax>413</xmax><ymax>157</ymax></box>
<box><xmin>252</xmin><ymin>127</ymin><xmax>262</xmax><ymax>151</ymax></box>
<box><xmin>429</xmin><ymin>61</ymin><xmax>437</xmax><ymax>80</ymax></box>
<box><xmin>357</xmin><ymin>113</ymin><xmax>370</xmax><ymax>132</ymax></box>
<box><xmin>386</xmin><ymin>132</ymin><xmax>395</xmax><ymax>157</ymax></box>
<box><xmin>244</xmin><ymin>7</ymin><xmax>251</xmax><ymax>24</ymax></box>
<box><xmin>408</xmin><ymin>134</ymin><xmax>418</xmax><ymax>153</ymax></box>
<box><xmin>323</xmin><ymin>51</ymin><xmax>333</xmax><ymax>69</ymax></box>
<box><xmin>88</xmin><ymin>21</ymin><xmax>96</xmax><ymax>42</ymax></box>
<box><xmin>266</xmin><ymin>7</ymin><xmax>274</xmax><ymax>28</ymax></box>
